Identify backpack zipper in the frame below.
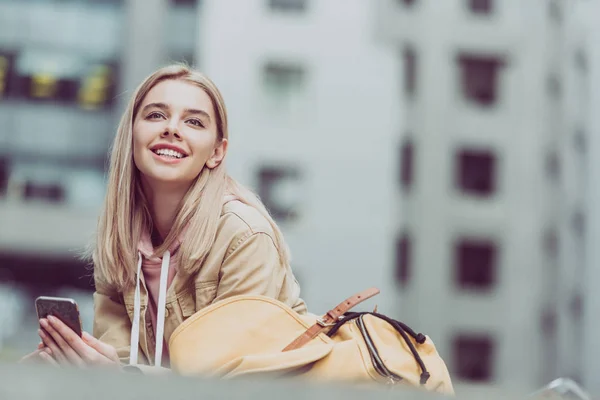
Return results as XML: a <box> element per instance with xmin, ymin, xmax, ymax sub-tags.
<box><xmin>356</xmin><ymin>315</ymin><xmax>403</xmax><ymax>385</ymax></box>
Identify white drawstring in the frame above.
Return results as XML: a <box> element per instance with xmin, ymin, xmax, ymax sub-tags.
<box><xmin>129</xmin><ymin>252</ymin><xmax>143</xmax><ymax>365</ymax></box>
<box><xmin>129</xmin><ymin>250</ymin><xmax>171</xmax><ymax>367</ymax></box>
<box><xmin>154</xmin><ymin>250</ymin><xmax>170</xmax><ymax>366</ymax></box>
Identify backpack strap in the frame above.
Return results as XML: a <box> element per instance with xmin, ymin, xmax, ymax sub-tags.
<box><xmin>282</xmin><ymin>287</ymin><xmax>380</xmax><ymax>352</ymax></box>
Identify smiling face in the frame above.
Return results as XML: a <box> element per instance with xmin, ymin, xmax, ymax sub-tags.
<box><xmin>132</xmin><ymin>79</ymin><xmax>227</xmax><ymax>190</ymax></box>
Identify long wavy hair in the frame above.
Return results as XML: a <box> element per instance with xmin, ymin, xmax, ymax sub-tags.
<box><xmin>92</xmin><ymin>64</ymin><xmax>289</xmax><ymax>291</ymax></box>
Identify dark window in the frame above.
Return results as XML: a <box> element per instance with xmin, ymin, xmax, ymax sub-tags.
<box><xmin>570</xmin><ymin>292</ymin><xmax>583</xmax><ymax>320</ymax></box>
<box><xmin>171</xmin><ymin>0</ymin><xmax>197</xmax><ymax>5</ymax></box>
<box><xmin>548</xmin><ymin>0</ymin><xmax>562</xmax><ymax>23</ymax></box>
<box><xmin>0</xmin><ymin>157</ymin><xmax>8</xmax><ymax>196</ymax></box>
<box><xmin>257</xmin><ymin>165</ymin><xmax>300</xmax><ymax>222</ymax></box>
<box><xmin>547</xmin><ymin>74</ymin><xmax>562</xmax><ymax>98</ymax></box>
<box><xmin>545</xmin><ymin>151</ymin><xmax>560</xmax><ymax>181</ymax></box>
<box><xmin>456</xmin><ymin>149</ymin><xmax>496</xmax><ymax>196</ymax></box>
<box><xmin>469</xmin><ymin>0</ymin><xmax>492</xmax><ymax>14</ymax></box>
<box><xmin>453</xmin><ymin>335</ymin><xmax>495</xmax><ymax>382</ymax></box>
<box><xmin>541</xmin><ymin>306</ymin><xmax>557</xmax><ymax>335</ymax></box>
<box><xmin>543</xmin><ymin>229</ymin><xmax>559</xmax><ymax>259</ymax></box>
<box><xmin>455</xmin><ymin>239</ymin><xmax>497</xmax><ymax>290</ymax></box>
<box><xmin>395</xmin><ymin>233</ymin><xmax>411</xmax><ymax>286</ymax></box>
<box><xmin>574</xmin><ymin>129</ymin><xmax>586</xmax><ymax>153</ymax></box>
<box><xmin>458</xmin><ymin>55</ymin><xmax>504</xmax><ymax>106</ymax></box>
<box><xmin>403</xmin><ymin>46</ymin><xmax>416</xmax><ymax>98</ymax></box>
<box><xmin>572</xmin><ymin>210</ymin><xmax>585</xmax><ymax>237</ymax></box>
<box><xmin>268</xmin><ymin>0</ymin><xmax>306</xmax><ymax>12</ymax></box>
<box><xmin>264</xmin><ymin>62</ymin><xmax>305</xmax><ymax>89</ymax></box>
<box><xmin>400</xmin><ymin>139</ymin><xmax>414</xmax><ymax>190</ymax></box>
<box><xmin>575</xmin><ymin>49</ymin><xmax>588</xmax><ymax>73</ymax></box>
<box><xmin>23</xmin><ymin>182</ymin><xmax>65</xmax><ymax>203</ymax></box>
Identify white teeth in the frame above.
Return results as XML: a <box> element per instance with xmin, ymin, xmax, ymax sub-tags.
<box><xmin>154</xmin><ymin>148</ymin><xmax>184</xmax><ymax>158</ymax></box>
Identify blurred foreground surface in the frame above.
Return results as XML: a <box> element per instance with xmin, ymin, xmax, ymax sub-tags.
<box><xmin>0</xmin><ymin>362</ymin><xmax>535</xmax><ymax>400</ymax></box>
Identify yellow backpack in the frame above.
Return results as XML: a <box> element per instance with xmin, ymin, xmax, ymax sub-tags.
<box><xmin>169</xmin><ymin>288</ymin><xmax>454</xmax><ymax>395</ymax></box>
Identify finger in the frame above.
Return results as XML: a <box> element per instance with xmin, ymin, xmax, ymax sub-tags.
<box><xmin>40</xmin><ymin>319</ymin><xmax>84</xmax><ymax>367</ymax></box>
<box><xmin>39</xmin><ymin>350</ymin><xmax>59</xmax><ymax>367</ymax></box>
<box><xmin>82</xmin><ymin>332</ymin><xmax>119</xmax><ymax>363</ymax></box>
<box><xmin>39</xmin><ymin>328</ymin><xmax>67</xmax><ymax>364</ymax></box>
<box><xmin>47</xmin><ymin>316</ymin><xmax>98</xmax><ymax>362</ymax></box>
<box><xmin>37</xmin><ymin>342</ymin><xmax>45</xmax><ymax>350</ymax></box>
<box><xmin>20</xmin><ymin>349</ymin><xmax>44</xmax><ymax>364</ymax></box>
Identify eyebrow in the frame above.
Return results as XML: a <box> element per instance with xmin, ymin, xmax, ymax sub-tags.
<box><xmin>141</xmin><ymin>102</ymin><xmax>211</xmax><ymax>122</ymax></box>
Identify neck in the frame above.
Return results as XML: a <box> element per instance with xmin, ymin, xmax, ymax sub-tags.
<box><xmin>142</xmin><ymin>179</ymin><xmax>190</xmax><ymax>243</ymax></box>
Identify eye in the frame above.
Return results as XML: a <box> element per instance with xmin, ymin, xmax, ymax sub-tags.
<box><xmin>146</xmin><ymin>111</ymin><xmax>165</xmax><ymax>120</ymax></box>
<box><xmin>186</xmin><ymin>118</ymin><xmax>204</xmax><ymax>128</ymax></box>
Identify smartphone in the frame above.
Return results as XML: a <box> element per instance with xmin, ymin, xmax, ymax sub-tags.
<box><xmin>530</xmin><ymin>378</ymin><xmax>591</xmax><ymax>400</ymax></box>
<box><xmin>35</xmin><ymin>296</ymin><xmax>83</xmax><ymax>337</ymax></box>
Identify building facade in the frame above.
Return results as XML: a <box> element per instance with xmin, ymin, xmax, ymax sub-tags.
<box><xmin>378</xmin><ymin>0</ymin><xmax>572</xmax><ymax>391</ymax></box>
<box><xmin>199</xmin><ymin>0</ymin><xmax>400</xmax><ymax>312</ymax></box>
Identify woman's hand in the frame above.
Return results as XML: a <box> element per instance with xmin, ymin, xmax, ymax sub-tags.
<box><xmin>39</xmin><ymin>315</ymin><xmax>120</xmax><ymax>368</ymax></box>
<box><xmin>19</xmin><ymin>342</ymin><xmax>58</xmax><ymax>366</ymax></box>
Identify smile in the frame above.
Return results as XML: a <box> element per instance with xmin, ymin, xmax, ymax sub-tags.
<box><xmin>152</xmin><ymin>148</ymin><xmax>186</xmax><ymax>159</ymax></box>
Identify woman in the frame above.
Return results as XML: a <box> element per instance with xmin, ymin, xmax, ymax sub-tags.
<box><xmin>28</xmin><ymin>64</ymin><xmax>307</xmax><ymax>369</ymax></box>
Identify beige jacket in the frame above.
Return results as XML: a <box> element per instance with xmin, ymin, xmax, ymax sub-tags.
<box><xmin>92</xmin><ymin>200</ymin><xmax>307</xmax><ymax>366</ymax></box>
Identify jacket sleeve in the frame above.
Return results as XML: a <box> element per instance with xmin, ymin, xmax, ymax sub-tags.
<box><xmin>92</xmin><ymin>283</ymin><xmax>140</xmax><ymax>364</ymax></box>
<box><xmin>212</xmin><ymin>231</ymin><xmax>292</xmax><ymax>305</ymax></box>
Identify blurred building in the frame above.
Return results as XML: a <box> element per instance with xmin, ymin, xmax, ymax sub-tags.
<box><xmin>0</xmin><ymin>0</ymin><xmax>198</xmax><ymax>289</ymax></box>
<box><xmin>199</xmin><ymin>0</ymin><xmax>400</xmax><ymax>312</ymax></box>
<box><xmin>0</xmin><ymin>0</ymin><xmax>199</xmax><ymax>353</ymax></box>
<box><xmin>377</xmin><ymin>0</ymin><xmax>584</xmax><ymax>392</ymax></box>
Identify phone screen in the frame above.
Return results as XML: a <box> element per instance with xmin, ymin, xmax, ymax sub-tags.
<box><xmin>35</xmin><ymin>296</ymin><xmax>83</xmax><ymax>337</ymax></box>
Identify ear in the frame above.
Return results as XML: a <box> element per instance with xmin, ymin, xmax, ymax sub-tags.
<box><xmin>205</xmin><ymin>138</ymin><xmax>228</xmax><ymax>169</ymax></box>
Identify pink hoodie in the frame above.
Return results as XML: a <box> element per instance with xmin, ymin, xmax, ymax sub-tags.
<box><xmin>137</xmin><ymin>229</ymin><xmax>181</xmax><ymax>365</ymax></box>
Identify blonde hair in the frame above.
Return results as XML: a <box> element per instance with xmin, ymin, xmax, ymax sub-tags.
<box><xmin>92</xmin><ymin>64</ymin><xmax>289</xmax><ymax>291</ymax></box>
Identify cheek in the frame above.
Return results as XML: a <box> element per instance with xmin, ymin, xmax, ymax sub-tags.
<box><xmin>131</xmin><ymin>127</ymin><xmax>150</xmax><ymax>164</ymax></box>
<box><xmin>188</xmin><ymin>135</ymin><xmax>217</xmax><ymax>158</ymax></box>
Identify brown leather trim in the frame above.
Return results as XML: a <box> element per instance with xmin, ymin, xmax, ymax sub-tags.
<box><xmin>282</xmin><ymin>287</ymin><xmax>380</xmax><ymax>352</ymax></box>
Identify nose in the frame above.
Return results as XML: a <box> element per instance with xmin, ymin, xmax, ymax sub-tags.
<box><xmin>161</xmin><ymin>120</ymin><xmax>181</xmax><ymax>139</ymax></box>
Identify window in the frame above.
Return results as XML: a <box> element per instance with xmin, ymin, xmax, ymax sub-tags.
<box><xmin>455</xmin><ymin>239</ymin><xmax>497</xmax><ymax>290</ymax></box>
<box><xmin>547</xmin><ymin>73</ymin><xmax>562</xmax><ymax>98</ymax></box>
<box><xmin>572</xmin><ymin>210</ymin><xmax>585</xmax><ymax>237</ymax></box>
<box><xmin>456</xmin><ymin>149</ymin><xmax>496</xmax><ymax>196</ymax></box>
<box><xmin>400</xmin><ymin>139</ymin><xmax>414</xmax><ymax>191</ymax></box>
<box><xmin>574</xmin><ymin>129</ymin><xmax>586</xmax><ymax>153</ymax></box>
<box><xmin>469</xmin><ymin>0</ymin><xmax>492</xmax><ymax>14</ymax></box>
<box><xmin>458</xmin><ymin>55</ymin><xmax>504</xmax><ymax>106</ymax></box>
<box><xmin>262</xmin><ymin>61</ymin><xmax>306</xmax><ymax>117</ymax></box>
<box><xmin>570</xmin><ymin>292</ymin><xmax>583</xmax><ymax>320</ymax></box>
<box><xmin>545</xmin><ymin>151</ymin><xmax>560</xmax><ymax>181</ymax></box>
<box><xmin>575</xmin><ymin>49</ymin><xmax>588</xmax><ymax>73</ymax></box>
<box><xmin>23</xmin><ymin>181</ymin><xmax>65</xmax><ymax>203</ymax></box>
<box><xmin>453</xmin><ymin>334</ymin><xmax>495</xmax><ymax>382</ymax></box>
<box><xmin>541</xmin><ymin>306</ymin><xmax>557</xmax><ymax>335</ymax></box>
<box><xmin>171</xmin><ymin>0</ymin><xmax>198</xmax><ymax>5</ymax></box>
<box><xmin>548</xmin><ymin>0</ymin><xmax>562</xmax><ymax>23</ymax></box>
<box><xmin>256</xmin><ymin>165</ymin><xmax>301</xmax><ymax>222</ymax></box>
<box><xmin>403</xmin><ymin>46</ymin><xmax>416</xmax><ymax>98</ymax></box>
<box><xmin>268</xmin><ymin>0</ymin><xmax>306</xmax><ymax>12</ymax></box>
<box><xmin>0</xmin><ymin>51</ymin><xmax>16</xmax><ymax>99</ymax></box>
<box><xmin>543</xmin><ymin>229</ymin><xmax>559</xmax><ymax>259</ymax></box>
<box><xmin>395</xmin><ymin>232</ymin><xmax>411</xmax><ymax>286</ymax></box>
<box><xmin>0</xmin><ymin>157</ymin><xmax>8</xmax><ymax>196</ymax></box>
